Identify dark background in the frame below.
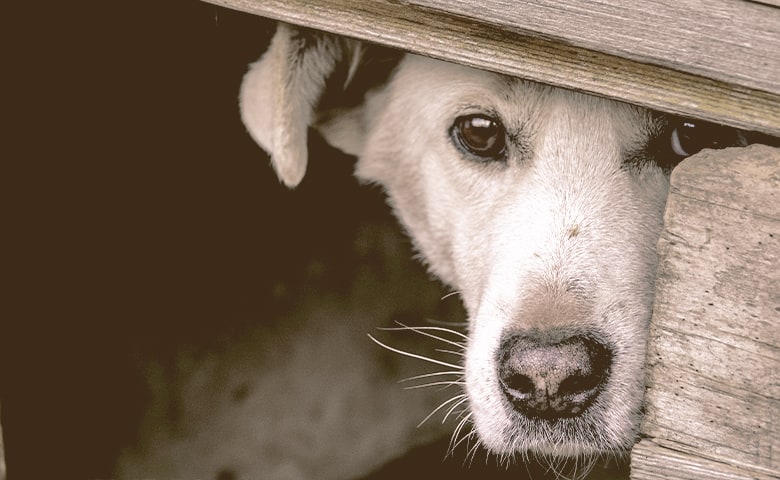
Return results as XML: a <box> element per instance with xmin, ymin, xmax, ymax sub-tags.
<box><xmin>2</xmin><ymin>3</ymin><xmax>630</xmax><ymax>479</ymax></box>
<box><xmin>4</xmin><ymin>2</ymin><xmax>383</xmax><ymax>477</ymax></box>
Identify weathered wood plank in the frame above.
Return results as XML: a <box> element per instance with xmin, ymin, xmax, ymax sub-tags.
<box><xmin>413</xmin><ymin>0</ymin><xmax>780</xmax><ymax>94</ymax></box>
<box><xmin>631</xmin><ymin>145</ymin><xmax>780</xmax><ymax>479</ymax></box>
<box><xmin>203</xmin><ymin>0</ymin><xmax>780</xmax><ymax>136</ymax></box>
<box><xmin>632</xmin><ymin>440</ymin><xmax>778</xmax><ymax>480</ymax></box>
<box><xmin>755</xmin><ymin>0</ymin><xmax>780</xmax><ymax>9</ymax></box>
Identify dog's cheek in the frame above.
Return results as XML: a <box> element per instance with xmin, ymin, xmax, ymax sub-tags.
<box><xmin>355</xmin><ymin>140</ymin><xmax>461</xmax><ymax>288</ymax></box>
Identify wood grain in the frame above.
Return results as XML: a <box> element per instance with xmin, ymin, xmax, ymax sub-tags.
<box><xmin>631</xmin><ymin>145</ymin><xmax>780</xmax><ymax>479</ymax></box>
<box><xmin>632</xmin><ymin>440</ymin><xmax>778</xmax><ymax>480</ymax></box>
<box><xmin>203</xmin><ymin>0</ymin><xmax>780</xmax><ymax>136</ymax></box>
<box><xmin>413</xmin><ymin>0</ymin><xmax>780</xmax><ymax>94</ymax></box>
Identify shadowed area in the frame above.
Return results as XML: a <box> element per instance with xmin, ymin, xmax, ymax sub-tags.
<box><xmin>4</xmin><ymin>2</ymin><xmax>629</xmax><ymax>479</ymax></box>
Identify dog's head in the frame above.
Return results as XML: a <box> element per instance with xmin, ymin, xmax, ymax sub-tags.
<box><xmin>240</xmin><ymin>24</ymin><xmax>756</xmax><ymax>459</ymax></box>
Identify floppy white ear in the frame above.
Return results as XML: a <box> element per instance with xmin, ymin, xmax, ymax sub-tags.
<box><xmin>240</xmin><ymin>24</ymin><xmax>362</xmax><ymax>187</ymax></box>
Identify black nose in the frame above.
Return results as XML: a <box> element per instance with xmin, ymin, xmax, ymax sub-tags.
<box><xmin>498</xmin><ymin>333</ymin><xmax>612</xmax><ymax>420</ymax></box>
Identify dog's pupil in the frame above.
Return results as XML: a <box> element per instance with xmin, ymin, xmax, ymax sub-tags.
<box><xmin>464</xmin><ymin>117</ymin><xmax>497</xmax><ymax>149</ymax></box>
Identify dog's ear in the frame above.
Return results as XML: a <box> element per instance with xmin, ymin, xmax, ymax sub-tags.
<box><xmin>240</xmin><ymin>24</ymin><xmax>393</xmax><ymax>188</ymax></box>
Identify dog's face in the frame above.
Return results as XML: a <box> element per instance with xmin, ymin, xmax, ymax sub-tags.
<box><xmin>240</xmin><ymin>25</ymin><xmax>754</xmax><ymax>460</ymax></box>
<box><xmin>354</xmin><ymin>55</ymin><xmax>667</xmax><ymax>456</ymax></box>
<box><xmin>347</xmin><ymin>55</ymin><xmax>670</xmax><ymax>456</ymax></box>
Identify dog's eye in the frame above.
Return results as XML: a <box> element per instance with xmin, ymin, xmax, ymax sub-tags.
<box><xmin>669</xmin><ymin>118</ymin><xmax>740</xmax><ymax>158</ymax></box>
<box><xmin>451</xmin><ymin>114</ymin><xmax>507</xmax><ymax>161</ymax></box>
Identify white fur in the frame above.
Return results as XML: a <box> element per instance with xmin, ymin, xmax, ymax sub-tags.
<box><xmin>241</xmin><ymin>26</ymin><xmax>671</xmax><ymax>459</ymax></box>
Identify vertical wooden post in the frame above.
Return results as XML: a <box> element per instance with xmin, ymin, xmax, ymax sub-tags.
<box><xmin>630</xmin><ymin>145</ymin><xmax>780</xmax><ymax>479</ymax></box>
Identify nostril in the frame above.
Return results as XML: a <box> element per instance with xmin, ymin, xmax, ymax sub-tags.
<box><xmin>559</xmin><ymin>371</ymin><xmax>600</xmax><ymax>396</ymax></box>
<box><xmin>503</xmin><ymin>373</ymin><xmax>535</xmax><ymax>396</ymax></box>
<box><xmin>497</xmin><ymin>332</ymin><xmax>612</xmax><ymax>420</ymax></box>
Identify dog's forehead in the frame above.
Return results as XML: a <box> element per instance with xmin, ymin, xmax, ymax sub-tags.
<box><xmin>394</xmin><ymin>55</ymin><xmax>543</xmax><ymax>110</ymax></box>
<box><xmin>394</xmin><ymin>55</ymin><xmax>650</xmax><ymax>139</ymax></box>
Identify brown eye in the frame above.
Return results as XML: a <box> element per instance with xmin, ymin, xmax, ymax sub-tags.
<box><xmin>670</xmin><ymin>118</ymin><xmax>741</xmax><ymax>158</ymax></box>
<box><xmin>451</xmin><ymin>114</ymin><xmax>507</xmax><ymax>161</ymax></box>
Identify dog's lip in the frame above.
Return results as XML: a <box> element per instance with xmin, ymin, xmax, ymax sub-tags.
<box><xmin>478</xmin><ymin>408</ymin><xmax>631</xmax><ymax>457</ymax></box>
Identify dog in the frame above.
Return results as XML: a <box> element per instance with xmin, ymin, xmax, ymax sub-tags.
<box><xmin>240</xmin><ymin>23</ymin><xmax>771</xmax><ymax>466</ymax></box>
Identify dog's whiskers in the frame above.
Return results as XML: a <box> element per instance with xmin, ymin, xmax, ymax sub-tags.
<box><xmin>417</xmin><ymin>394</ymin><xmax>467</xmax><ymax>428</ymax></box>
<box><xmin>440</xmin><ymin>290</ymin><xmax>461</xmax><ymax>301</ymax></box>
<box><xmin>465</xmin><ymin>437</ymin><xmax>483</xmax><ymax>467</ymax></box>
<box><xmin>399</xmin><ymin>371</ymin><xmax>462</xmax><ymax>383</ymax></box>
<box><xmin>448</xmin><ymin>411</ymin><xmax>476</xmax><ymax>456</ymax></box>
<box><xmin>369</xmin><ymin>321</ymin><xmax>478</xmax><ymax>466</ymax></box>
<box><xmin>498</xmin><ymin>450</ymin><xmax>515</xmax><ymax>470</ymax></box>
<box><xmin>378</xmin><ymin>322</ymin><xmax>468</xmax><ymax>343</ymax></box>
<box><xmin>435</xmin><ymin>348</ymin><xmax>464</xmax><ymax>357</ymax></box>
<box><xmin>442</xmin><ymin>395</ymin><xmax>469</xmax><ymax>423</ymax></box>
<box><xmin>367</xmin><ymin>333</ymin><xmax>461</xmax><ymax>370</ymax></box>
<box><xmin>402</xmin><ymin>380</ymin><xmax>464</xmax><ymax>391</ymax></box>
<box><xmin>425</xmin><ymin>319</ymin><xmax>468</xmax><ymax>328</ymax></box>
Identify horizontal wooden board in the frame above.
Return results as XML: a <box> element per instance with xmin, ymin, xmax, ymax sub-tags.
<box><xmin>634</xmin><ymin>145</ymin><xmax>780</xmax><ymax>478</ymax></box>
<box><xmin>413</xmin><ymin>0</ymin><xmax>780</xmax><ymax>95</ymax></box>
<box><xmin>203</xmin><ymin>0</ymin><xmax>780</xmax><ymax>136</ymax></box>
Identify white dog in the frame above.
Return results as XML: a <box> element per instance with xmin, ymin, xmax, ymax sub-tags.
<box><xmin>240</xmin><ymin>23</ymin><xmax>761</xmax><ymax>466</ymax></box>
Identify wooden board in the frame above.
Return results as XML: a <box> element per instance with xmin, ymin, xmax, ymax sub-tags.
<box><xmin>632</xmin><ymin>441</ymin><xmax>778</xmax><ymax>480</ymax></box>
<box><xmin>630</xmin><ymin>144</ymin><xmax>780</xmax><ymax>479</ymax></box>
<box><xmin>202</xmin><ymin>0</ymin><xmax>780</xmax><ymax>136</ymax></box>
<box><xmin>413</xmin><ymin>0</ymin><xmax>780</xmax><ymax>94</ymax></box>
